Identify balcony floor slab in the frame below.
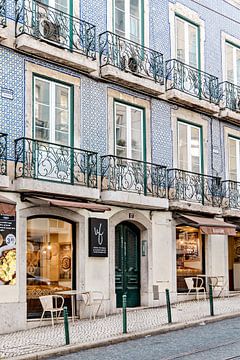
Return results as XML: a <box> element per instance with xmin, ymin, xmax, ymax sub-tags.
<box><xmin>14</xmin><ymin>178</ymin><xmax>100</xmax><ymax>201</ymax></box>
<box><xmin>169</xmin><ymin>200</ymin><xmax>223</xmax><ymax>215</ymax></box>
<box><xmin>219</xmin><ymin>109</ymin><xmax>240</xmax><ymax>124</ymax></box>
<box><xmin>101</xmin><ymin>65</ymin><xmax>164</xmax><ymax>96</ymax></box>
<box><xmin>101</xmin><ymin>190</ymin><xmax>168</xmax><ymax>209</ymax></box>
<box><xmin>15</xmin><ymin>34</ymin><xmax>97</xmax><ymax>73</ymax></box>
<box><xmin>0</xmin><ymin>26</ymin><xmax>8</xmax><ymax>41</ymax></box>
<box><xmin>164</xmin><ymin>89</ymin><xmax>219</xmax><ymax>115</ymax></box>
<box><xmin>0</xmin><ymin>175</ymin><xmax>9</xmax><ymax>188</ymax></box>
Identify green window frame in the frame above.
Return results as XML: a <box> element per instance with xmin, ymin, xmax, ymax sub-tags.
<box><xmin>175</xmin><ymin>14</ymin><xmax>201</xmax><ymax>69</ymax></box>
<box><xmin>113</xmin><ymin>0</ymin><xmax>144</xmax><ymax>44</ymax></box>
<box><xmin>114</xmin><ymin>99</ymin><xmax>146</xmax><ymax>162</ymax></box>
<box><xmin>225</xmin><ymin>40</ymin><xmax>240</xmax><ymax>86</ymax></box>
<box><xmin>177</xmin><ymin>119</ymin><xmax>203</xmax><ymax>174</ymax></box>
<box><xmin>32</xmin><ymin>74</ymin><xmax>74</xmax><ymax>148</ymax></box>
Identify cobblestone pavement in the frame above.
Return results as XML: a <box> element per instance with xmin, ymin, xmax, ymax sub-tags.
<box><xmin>1</xmin><ymin>295</ymin><xmax>240</xmax><ymax>359</ymax></box>
<box><xmin>49</xmin><ymin>317</ymin><xmax>240</xmax><ymax>360</ymax></box>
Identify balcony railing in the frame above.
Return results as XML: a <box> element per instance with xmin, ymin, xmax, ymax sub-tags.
<box><xmin>219</xmin><ymin>81</ymin><xmax>240</xmax><ymax>112</ymax></box>
<box><xmin>165</xmin><ymin>59</ymin><xmax>219</xmax><ymax>104</ymax></box>
<box><xmin>101</xmin><ymin>155</ymin><xmax>167</xmax><ymax>197</ymax></box>
<box><xmin>15</xmin><ymin>137</ymin><xmax>98</xmax><ymax>188</ymax></box>
<box><xmin>222</xmin><ymin>180</ymin><xmax>240</xmax><ymax>209</ymax></box>
<box><xmin>0</xmin><ymin>0</ymin><xmax>6</xmax><ymax>27</ymax></box>
<box><xmin>0</xmin><ymin>133</ymin><xmax>7</xmax><ymax>176</ymax></box>
<box><xmin>167</xmin><ymin>169</ymin><xmax>222</xmax><ymax>206</ymax></box>
<box><xmin>99</xmin><ymin>31</ymin><xmax>164</xmax><ymax>83</ymax></box>
<box><xmin>15</xmin><ymin>0</ymin><xmax>96</xmax><ymax>59</ymax></box>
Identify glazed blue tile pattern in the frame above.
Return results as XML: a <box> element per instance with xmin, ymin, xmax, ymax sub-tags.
<box><xmin>0</xmin><ymin>47</ymin><xmax>24</xmax><ymax>160</ymax></box>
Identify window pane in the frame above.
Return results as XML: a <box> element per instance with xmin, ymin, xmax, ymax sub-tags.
<box><xmin>237</xmin><ymin>48</ymin><xmax>240</xmax><ymax>86</ymax></box>
<box><xmin>55</xmin><ymin>0</ymin><xmax>68</xmax><ymax>12</ymax></box>
<box><xmin>191</xmin><ymin>127</ymin><xmax>200</xmax><ymax>173</ymax></box>
<box><xmin>178</xmin><ymin>123</ymin><xmax>188</xmax><ymax>170</ymax></box>
<box><xmin>35</xmin><ymin>79</ymin><xmax>50</xmax><ymax>141</ymax></box>
<box><xmin>189</xmin><ymin>24</ymin><xmax>198</xmax><ymax>68</ymax></box>
<box><xmin>130</xmin><ymin>0</ymin><xmax>140</xmax><ymax>42</ymax></box>
<box><xmin>131</xmin><ymin>108</ymin><xmax>142</xmax><ymax>160</ymax></box>
<box><xmin>226</xmin><ymin>44</ymin><xmax>234</xmax><ymax>83</ymax></box>
<box><xmin>115</xmin><ymin>0</ymin><xmax>125</xmax><ymax>37</ymax></box>
<box><xmin>55</xmin><ymin>85</ymin><xmax>69</xmax><ymax>146</ymax></box>
<box><xmin>229</xmin><ymin>138</ymin><xmax>237</xmax><ymax>181</ymax></box>
<box><xmin>116</xmin><ymin>104</ymin><xmax>127</xmax><ymax>157</ymax></box>
<box><xmin>176</xmin><ymin>18</ymin><xmax>185</xmax><ymax>62</ymax></box>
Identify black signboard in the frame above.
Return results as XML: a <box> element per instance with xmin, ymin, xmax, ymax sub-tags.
<box><xmin>89</xmin><ymin>218</ymin><xmax>108</xmax><ymax>257</ymax></box>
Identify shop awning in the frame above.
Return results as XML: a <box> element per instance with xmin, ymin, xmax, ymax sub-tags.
<box><xmin>23</xmin><ymin>196</ymin><xmax>111</xmax><ymax>213</ymax></box>
<box><xmin>176</xmin><ymin>214</ymin><xmax>236</xmax><ymax>236</ymax></box>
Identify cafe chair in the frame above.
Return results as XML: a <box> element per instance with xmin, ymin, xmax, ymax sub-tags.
<box><xmin>211</xmin><ymin>276</ymin><xmax>228</xmax><ymax>298</ymax></box>
<box><xmin>81</xmin><ymin>291</ymin><xmax>104</xmax><ymax>320</ymax></box>
<box><xmin>39</xmin><ymin>295</ymin><xmax>64</xmax><ymax>326</ymax></box>
<box><xmin>185</xmin><ymin>277</ymin><xmax>206</xmax><ymax>300</ymax></box>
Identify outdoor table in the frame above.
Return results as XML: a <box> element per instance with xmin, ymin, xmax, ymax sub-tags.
<box><xmin>55</xmin><ymin>289</ymin><xmax>84</xmax><ymax>322</ymax></box>
<box><xmin>197</xmin><ymin>275</ymin><xmax>224</xmax><ymax>292</ymax></box>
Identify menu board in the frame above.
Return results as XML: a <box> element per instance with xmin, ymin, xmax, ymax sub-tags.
<box><xmin>0</xmin><ymin>214</ymin><xmax>16</xmax><ymax>285</ymax></box>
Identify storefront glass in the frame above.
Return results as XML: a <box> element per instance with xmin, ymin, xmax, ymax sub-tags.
<box><xmin>176</xmin><ymin>226</ymin><xmax>204</xmax><ymax>292</ymax></box>
<box><xmin>228</xmin><ymin>233</ymin><xmax>240</xmax><ymax>291</ymax></box>
<box><xmin>27</xmin><ymin>218</ymin><xmax>73</xmax><ymax>318</ymax></box>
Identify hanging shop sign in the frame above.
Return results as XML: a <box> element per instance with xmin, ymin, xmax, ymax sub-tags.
<box><xmin>0</xmin><ymin>209</ymin><xmax>16</xmax><ymax>285</ymax></box>
<box><xmin>89</xmin><ymin>218</ymin><xmax>108</xmax><ymax>257</ymax></box>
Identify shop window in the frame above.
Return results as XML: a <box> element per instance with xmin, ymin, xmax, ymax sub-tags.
<box><xmin>115</xmin><ymin>101</ymin><xmax>145</xmax><ymax>161</ymax></box>
<box><xmin>178</xmin><ymin>120</ymin><xmax>202</xmax><ymax>173</ymax></box>
<box><xmin>225</xmin><ymin>42</ymin><xmax>240</xmax><ymax>85</ymax></box>
<box><xmin>176</xmin><ymin>226</ymin><xmax>204</xmax><ymax>292</ymax></box>
<box><xmin>175</xmin><ymin>16</ymin><xmax>199</xmax><ymax>68</ymax></box>
<box><xmin>113</xmin><ymin>0</ymin><xmax>143</xmax><ymax>43</ymax></box>
<box><xmin>27</xmin><ymin>218</ymin><xmax>74</xmax><ymax>318</ymax></box>
<box><xmin>34</xmin><ymin>76</ymin><xmax>72</xmax><ymax>146</ymax></box>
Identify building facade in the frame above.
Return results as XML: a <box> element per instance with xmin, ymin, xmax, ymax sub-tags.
<box><xmin>1</xmin><ymin>0</ymin><xmax>240</xmax><ymax>333</ymax></box>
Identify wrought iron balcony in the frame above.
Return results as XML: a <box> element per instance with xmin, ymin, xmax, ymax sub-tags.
<box><xmin>99</xmin><ymin>31</ymin><xmax>164</xmax><ymax>83</ymax></box>
<box><xmin>15</xmin><ymin>0</ymin><xmax>96</xmax><ymax>59</ymax></box>
<box><xmin>165</xmin><ymin>59</ymin><xmax>219</xmax><ymax>104</ymax></box>
<box><xmin>15</xmin><ymin>137</ymin><xmax>97</xmax><ymax>188</ymax></box>
<box><xmin>219</xmin><ymin>81</ymin><xmax>240</xmax><ymax>112</ymax></box>
<box><xmin>167</xmin><ymin>169</ymin><xmax>222</xmax><ymax>207</ymax></box>
<box><xmin>0</xmin><ymin>0</ymin><xmax>6</xmax><ymax>27</ymax></box>
<box><xmin>101</xmin><ymin>155</ymin><xmax>167</xmax><ymax>197</ymax></box>
<box><xmin>222</xmin><ymin>180</ymin><xmax>240</xmax><ymax>209</ymax></box>
<box><xmin>0</xmin><ymin>133</ymin><xmax>7</xmax><ymax>176</ymax></box>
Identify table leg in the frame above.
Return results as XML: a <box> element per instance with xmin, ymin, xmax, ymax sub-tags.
<box><xmin>71</xmin><ymin>295</ymin><xmax>75</xmax><ymax>323</ymax></box>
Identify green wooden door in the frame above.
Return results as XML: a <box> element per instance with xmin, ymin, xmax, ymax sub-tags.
<box><xmin>115</xmin><ymin>222</ymin><xmax>140</xmax><ymax>308</ymax></box>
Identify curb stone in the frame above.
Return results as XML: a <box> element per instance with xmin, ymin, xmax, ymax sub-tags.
<box><xmin>5</xmin><ymin>311</ymin><xmax>240</xmax><ymax>360</ymax></box>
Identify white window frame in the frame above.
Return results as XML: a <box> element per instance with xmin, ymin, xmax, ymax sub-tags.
<box><xmin>224</xmin><ymin>41</ymin><xmax>240</xmax><ymax>85</ymax></box>
<box><xmin>34</xmin><ymin>76</ymin><xmax>71</xmax><ymax>146</ymax></box>
<box><xmin>228</xmin><ymin>136</ymin><xmax>240</xmax><ymax>182</ymax></box>
<box><xmin>169</xmin><ymin>2</ymin><xmax>205</xmax><ymax>71</ymax></box>
<box><xmin>177</xmin><ymin>120</ymin><xmax>202</xmax><ymax>173</ymax></box>
<box><xmin>222</xmin><ymin>33</ymin><xmax>240</xmax><ymax>83</ymax></box>
<box><xmin>107</xmin><ymin>0</ymin><xmax>149</xmax><ymax>46</ymax></box>
<box><xmin>114</xmin><ymin>101</ymin><xmax>144</xmax><ymax>160</ymax></box>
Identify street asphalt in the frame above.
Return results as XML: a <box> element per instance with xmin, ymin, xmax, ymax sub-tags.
<box><xmin>49</xmin><ymin>317</ymin><xmax>240</xmax><ymax>360</ymax></box>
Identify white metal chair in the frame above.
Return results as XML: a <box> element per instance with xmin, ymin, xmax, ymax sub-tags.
<box><xmin>210</xmin><ymin>276</ymin><xmax>228</xmax><ymax>298</ymax></box>
<box><xmin>81</xmin><ymin>291</ymin><xmax>104</xmax><ymax>320</ymax></box>
<box><xmin>185</xmin><ymin>277</ymin><xmax>206</xmax><ymax>300</ymax></box>
<box><xmin>39</xmin><ymin>295</ymin><xmax>64</xmax><ymax>326</ymax></box>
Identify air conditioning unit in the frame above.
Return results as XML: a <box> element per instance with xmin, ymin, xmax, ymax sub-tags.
<box><xmin>42</xmin><ymin>19</ymin><xmax>60</xmax><ymax>43</ymax></box>
<box><xmin>128</xmin><ymin>57</ymin><xmax>138</xmax><ymax>73</ymax></box>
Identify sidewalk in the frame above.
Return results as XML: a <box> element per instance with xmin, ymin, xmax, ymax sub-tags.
<box><xmin>1</xmin><ymin>295</ymin><xmax>240</xmax><ymax>360</ymax></box>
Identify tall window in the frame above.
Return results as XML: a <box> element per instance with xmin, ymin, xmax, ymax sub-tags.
<box><xmin>34</xmin><ymin>77</ymin><xmax>71</xmax><ymax>146</ymax></box>
<box><xmin>114</xmin><ymin>0</ymin><xmax>142</xmax><ymax>43</ymax></box>
<box><xmin>175</xmin><ymin>16</ymin><xmax>199</xmax><ymax>68</ymax></box>
<box><xmin>178</xmin><ymin>121</ymin><xmax>202</xmax><ymax>173</ymax></box>
<box><xmin>115</xmin><ymin>102</ymin><xmax>144</xmax><ymax>161</ymax></box>
<box><xmin>228</xmin><ymin>137</ymin><xmax>240</xmax><ymax>181</ymax></box>
<box><xmin>225</xmin><ymin>42</ymin><xmax>240</xmax><ymax>85</ymax></box>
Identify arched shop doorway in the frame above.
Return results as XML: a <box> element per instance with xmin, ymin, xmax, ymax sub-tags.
<box><xmin>26</xmin><ymin>217</ymin><xmax>75</xmax><ymax>318</ymax></box>
<box><xmin>115</xmin><ymin>221</ymin><xmax>140</xmax><ymax>308</ymax></box>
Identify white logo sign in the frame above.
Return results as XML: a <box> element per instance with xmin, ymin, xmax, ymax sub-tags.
<box><xmin>94</xmin><ymin>223</ymin><xmax>104</xmax><ymax>246</ymax></box>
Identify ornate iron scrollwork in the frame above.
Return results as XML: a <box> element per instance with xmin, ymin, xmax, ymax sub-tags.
<box><xmin>165</xmin><ymin>59</ymin><xmax>219</xmax><ymax>104</ymax></box>
<box><xmin>0</xmin><ymin>0</ymin><xmax>6</xmax><ymax>27</ymax></box>
<box><xmin>99</xmin><ymin>31</ymin><xmax>164</xmax><ymax>83</ymax></box>
<box><xmin>219</xmin><ymin>81</ymin><xmax>240</xmax><ymax>112</ymax></box>
<box><xmin>15</xmin><ymin>0</ymin><xmax>96</xmax><ymax>59</ymax></box>
<box><xmin>101</xmin><ymin>155</ymin><xmax>167</xmax><ymax>198</ymax></box>
<box><xmin>14</xmin><ymin>137</ymin><xmax>98</xmax><ymax>188</ymax></box>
